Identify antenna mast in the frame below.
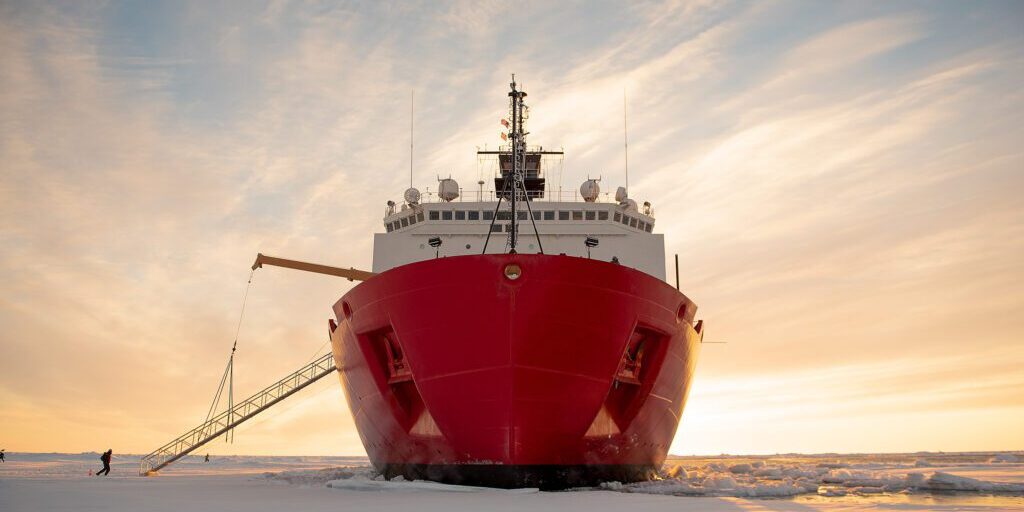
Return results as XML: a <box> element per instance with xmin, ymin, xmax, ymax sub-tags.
<box><xmin>481</xmin><ymin>76</ymin><xmax>552</xmax><ymax>255</ymax></box>
<box><xmin>623</xmin><ymin>89</ymin><xmax>629</xmax><ymax>192</ymax></box>
<box><xmin>509</xmin><ymin>76</ymin><xmax>523</xmax><ymax>252</ymax></box>
<box><xmin>405</xmin><ymin>90</ymin><xmax>409</xmax><ymax>188</ymax></box>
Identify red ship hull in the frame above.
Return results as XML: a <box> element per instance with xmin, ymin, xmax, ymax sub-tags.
<box><xmin>329</xmin><ymin>254</ymin><xmax>701</xmax><ymax>489</ymax></box>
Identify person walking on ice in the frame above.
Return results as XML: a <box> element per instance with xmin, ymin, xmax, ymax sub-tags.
<box><xmin>96</xmin><ymin>449</ymin><xmax>112</xmax><ymax>476</ymax></box>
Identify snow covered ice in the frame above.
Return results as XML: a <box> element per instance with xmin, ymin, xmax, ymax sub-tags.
<box><xmin>2</xmin><ymin>452</ymin><xmax>1023</xmax><ymax>511</ymax></box>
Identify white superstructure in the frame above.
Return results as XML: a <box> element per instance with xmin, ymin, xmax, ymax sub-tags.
<box><xmin>373</xmin><ymin>194</ymin><xmax>665</xmax><ymax>280</ymax></box>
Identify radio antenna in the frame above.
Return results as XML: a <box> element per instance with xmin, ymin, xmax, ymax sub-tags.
<box><xmin>623</xmin><ymin>88</ymin><xmax>629</xmax><ymax>192</ymax></box>
<box><xmin>405</xmin><ymin>91</ymin><xmax>409</xmax><ymax>187</ymax></box>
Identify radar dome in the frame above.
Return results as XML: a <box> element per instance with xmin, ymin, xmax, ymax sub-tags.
<box><xmin>438</xmin><ymin>178</ymin><xmax>460</xmax><ymax>202</ymax></box>
<box><xmin>615</xmin><ymin>186</ymin><xmax>628</xmax><ymax>203</ymax></box>
<box><xmin>580</xmin><ymin>179</ymin><xmax>601</xmax><ymax>202</ymax></box>
<box><xmin>404</xmin><ymin>187</ymin><xmax>421</xmax><ymax>205</ymax></box>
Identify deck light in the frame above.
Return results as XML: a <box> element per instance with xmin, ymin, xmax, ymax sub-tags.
<box><xmin>429</xmin><ymin>237</ymin><xmax>443</xmax><ymax>258</ymax></box>
<box><xmin>585</xmin><ymin>236</ymin><xmax>599</xmax><ymax>258</ymax></box>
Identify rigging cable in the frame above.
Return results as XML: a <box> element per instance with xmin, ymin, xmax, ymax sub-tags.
<box><xmin>203</xmin><ymin>268</ymin><xmax>256</xmax><ymax>444</ymax></box>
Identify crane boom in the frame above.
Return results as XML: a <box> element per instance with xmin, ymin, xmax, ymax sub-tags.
<box><xmin>251</xmin><ymin>253</ymin><xmax>374</xmax><ymax>282</ymax></box>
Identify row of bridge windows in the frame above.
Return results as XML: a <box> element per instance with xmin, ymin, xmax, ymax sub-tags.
<box><xmin>385</xmin><ymin>209</ymin><xmax>652</xmax><ymax>233</ymax></box>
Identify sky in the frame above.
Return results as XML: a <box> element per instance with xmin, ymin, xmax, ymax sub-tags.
<box><xmin>1</xmin><ymin>0</ymin><xmax>1022</xmax><ymax>457</ymax></box>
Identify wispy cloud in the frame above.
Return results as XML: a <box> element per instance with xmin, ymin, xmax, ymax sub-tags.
<box><xmin>1</xmin><ymin>1</ymin><xmax>1021</xmax><ymax>455</ymax></box>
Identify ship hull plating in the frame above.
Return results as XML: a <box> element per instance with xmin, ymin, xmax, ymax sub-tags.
<box><xmin>329</xmin><ymin>254</ymin><xmax>700</xmax><ymax>489</ymax></box>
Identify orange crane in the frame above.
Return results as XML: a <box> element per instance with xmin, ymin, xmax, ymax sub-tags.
<box><xmin>251</xmin><ymin>253</ymin><xmax>374</xmax><ymax>281</ymax></box>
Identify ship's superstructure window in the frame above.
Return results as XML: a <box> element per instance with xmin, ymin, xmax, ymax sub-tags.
<box><xmin>491</xmin><ymin>224</ymin><xmax>502</xmax><ymax>232</ymax></box>
<box><xmin>384</xmin><ymin>196</ymin><xmax>654</xmax><ymax>234</ymax></box>
<box><xmin>505</xmin><ymin>224</ymin><xmax>514</xmax><ymax>232</ymax></box>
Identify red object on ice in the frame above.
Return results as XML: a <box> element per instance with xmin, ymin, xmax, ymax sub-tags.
<box><xmin>329</xmin><ymin>254</ymin><xmax>701</xmax><ymax>489</ymax></box>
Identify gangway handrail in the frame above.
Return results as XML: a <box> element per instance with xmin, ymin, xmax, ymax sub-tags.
<box><xmin>140</xmin><ymin>352</ymin><xmax>337</xmax><ymax>475</ymax></box>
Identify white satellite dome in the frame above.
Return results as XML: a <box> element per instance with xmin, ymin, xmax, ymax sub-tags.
<box><xmin>438</xmin><ymin>178</ymin><xmax>460</xmax><ymax>202</ymax></box>
<box><xmin>615</xmin><ymin>186</ymin><xmax>628</xmax><ymax>203</ymax></box>
<box><xmin>580</xmin><ymin>179</ymin><xmax>600</xmax><ymax>202</ymax></box>
<box><xmin>404</xmin><ymin>187</ymin><xmax>421</xmax><ymax>205</ymax></box>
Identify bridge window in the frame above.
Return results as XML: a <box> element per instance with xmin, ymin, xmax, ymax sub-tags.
<box><xmin>409</xmin><ymin>215</ymin><xmax>418</xmax><ymax>225</ymax></box>
<box><xmin>429</xmin><ymin>211</ymin><xmax>439</xmax><ymax>220</ymax></box>
<box><xmin>505</xmin><ymin>224</ymin><xmax>514</xmax><ymax>232</ymax></box>
<box><xmin>585</xmin><ymin>211</ymin><xmax>596</xmax><ymax>220</ymax></box>
<box><xmin>483</xmin><ymin>211</ymin><xmax>494</xmax><ymax>220</ymax></box>
<box><xmin>417</xmin><ymin>212</ymin><xmax>424</xmax><ymax>222</ymax></box>
<box><xmin>468</xmin><ymin>211</ymin><xmax>480</xmax><ymax>220</ymax></box>
<box><xmin>517</xmin><ymin>211</ymin><xmax>528</xmax><ymax>221</ymax></box>
<box><xmin>533</xmin><ymin>211</ymin><xmax>541</xmax><ymax>220</ymax></box>
<box><xmin>614</xmin><ymin>212</ymin><xmax>622</xmax><ymax>223</ymax></box>
<box><xmin>543</xmin><ymin>211</ymin><xmax>554</xmax><ymax>221</ymax></box>
<box><xmin>490</xmin><ymin>224</ymin><xmax>502</xmax><ymax>232</ymax></box>
<box><xmin>598</xmin><ymin>211</ymin><xmax>609</xmax><ymax>220</ymax></box>
<box><xmin>621</xmin><ymin>215</ymin><xmax>630</xmax><ymax>225</ymax></box>
<box><xmin>645</xmin><ymin>223</ymin><xmax>653</xmax><ymax>233</ymax></box>
<box><xmin>442</xmin><ymin>211</ymin><xmax>453</xmax><ymax>220</ymax></box>
<box><xmin>638</xmin><ymin>221</ymin><xmax>646</xmax><ymax>231</ymax></box>
<box><xmin>400</xmin><ymin>217</ymin><xmax>409</xmax><ymax>227</ymax></box>
<box><xmin>455</xmin><ymin>211</ymin><xmax>466</xmax><ymax>220</ymax></box>
<box><xmin>559</xmin><ymin>211</ymin><xmax>570</xmax><ymax>220</ymax></box>
<box><xmin>497</xmin><ymin>211</ymin><xmax>511</xmax><ymax>221</ymax></box>
<box><xmin>386</xmin><ymin>222</ymin><xmax>394</xmax><ymax>232</ymax></box>
<box><xmin>629</xmin><ymin>217</ymin><xmax>638</xmax><ymax>228</ymax></box>
<box><xmin>572</xmin><ymin>211</ymin><xmax>583</xmax><ymax>220</ymax></box>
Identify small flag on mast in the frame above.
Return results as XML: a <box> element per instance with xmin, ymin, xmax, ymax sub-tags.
<box><xmin>501</xmin><ymin>118</ymin><xmax>509</xmax><ymax>128</ymax></box>
<box><xmin>500</xmin><ymin>132</ymin><xmax>508</xmax><ymax>141</ymax></box>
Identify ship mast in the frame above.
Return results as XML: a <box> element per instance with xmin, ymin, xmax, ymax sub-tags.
<box><xmin>482</xmin><ymin>76</ymin><xmax>551</xmax><ymax>255</ymax></box>
<box><xmin>508</xmin><ymin>77</ymin><xmax>525</xmax><ymax>252</ymax></box>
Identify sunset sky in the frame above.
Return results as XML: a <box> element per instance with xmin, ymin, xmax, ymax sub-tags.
<box><xmin>1</xmin><ymin>1</ymin><xmax>1022</xmax><ymax>457</ymax></box>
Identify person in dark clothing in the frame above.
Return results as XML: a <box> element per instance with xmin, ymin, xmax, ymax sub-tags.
<box><xmin>1</xmin><ymin>449</ymin><xmax>5</xmax><ymax>462</ymax></box>
<box><xmin>96</xmin><ymin>449</ymin><xmax>112</xmax><ymax>476</ymax></box>
<box><xmin>204</xmin><ymin>453</ymin><xmax>209</xmax><ymax>463</ymax></box>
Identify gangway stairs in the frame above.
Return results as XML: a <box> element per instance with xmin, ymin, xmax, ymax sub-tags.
<box><xmin>140</xmin><ymin>352</ymin><xmax>337</xmax><ymax>475</ymax></box>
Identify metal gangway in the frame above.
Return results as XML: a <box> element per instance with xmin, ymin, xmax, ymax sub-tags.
<box><xmin>140</xmin><ymin>352</ymin><xmax>337</xmax><ymax>475</ymax></box>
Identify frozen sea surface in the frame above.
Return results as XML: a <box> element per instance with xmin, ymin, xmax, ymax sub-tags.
<box><xmin>1</xmin><ymin>451</ymin><xmax>1022</xmax><ymax>511</ymax></box>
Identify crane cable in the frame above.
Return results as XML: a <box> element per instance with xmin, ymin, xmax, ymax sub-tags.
<box><xmin>203</xmin><ymin>268</ymin><xmax>256</xmax><ymax>444</ymax></box>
